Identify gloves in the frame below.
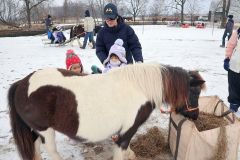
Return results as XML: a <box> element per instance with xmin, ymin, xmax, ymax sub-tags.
<box><xmin>223</xmin><ymin>58</ymin><xmax>230</xmax><ymax>71</ymax></box>
<box><xmin>91</xmin><ymin>65</ymin><xmax>102</xmax><ymax>74</ymax></box>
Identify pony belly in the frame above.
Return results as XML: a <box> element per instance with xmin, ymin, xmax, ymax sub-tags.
<box><xmin>75</xmin><ymin>101</ymin><xmax>146</xmax><ymax>142</ymax></box>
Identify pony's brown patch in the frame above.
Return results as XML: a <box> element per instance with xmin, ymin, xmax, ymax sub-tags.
<box><xmin>13</xmin><ymin>71</ymin><xmax>80</xmax><ymax>137</ymax></box>
<box><xmin>57</xmin><ymin>68</ymin><xmax>88</xmax><ymax>77</ymax></box>
<box><xmin>28</xmin><ymin>85</ymin><xmax>79</xmax><ymax>138</ymax></box>
<box><xmin>70</xmin><ymin>25</ymin><xmax>85</xmax><ymax>39</ymax></box>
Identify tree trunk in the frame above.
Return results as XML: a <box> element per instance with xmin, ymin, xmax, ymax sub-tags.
<box><xmin>220</xmin><ymin>0</ymin><xmax>227</xmax><ymax>28</ymax></box>
<box><xmin>25</xmin><ymin>0</ymin><xmax>31</xmax><ymax>28</ymax></box>
<box><xmin>181</xmin><ymin>1</ymin><xmax>184</xmax><ymax>23</ymax></box>
<box><xmin>226</xmin><ymin>0</ymin><xmax>231</xmax><ymax>16</ymax></box>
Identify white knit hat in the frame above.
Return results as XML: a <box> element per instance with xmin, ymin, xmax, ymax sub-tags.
<box><xmin>103</xmin><ymin>39</ymin><xmax>127</xmax><ymax>65</ymax></box>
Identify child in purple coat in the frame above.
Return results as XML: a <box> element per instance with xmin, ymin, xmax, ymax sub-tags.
<box><xmin>102</xmin><ymin>39</ymin><xmax>127</xmax><ymax>73</ymax></box>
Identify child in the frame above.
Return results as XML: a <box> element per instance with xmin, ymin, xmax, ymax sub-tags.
<box><xmin>222</xmin><ymin>27</ymin><xmax>240</xmax><ymax>115</ymax></box>
<box><xmin>102</xmin><ymin>39</ymin><xmax>127</xmax><ymax>73</ymax></box>
<box><xmin>52</xmin><ymin>25</ymin><xmax>66</xmax><ymax>44</ymax></box>
<box><xmin>66</xmin><ymin>49</ymin><xmax>83</xmax><ymax>74</ymax></box>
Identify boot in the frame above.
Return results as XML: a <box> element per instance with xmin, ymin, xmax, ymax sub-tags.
<box><xmin>92</xmin><ymin>40</ymin><xmax>96</xmax><ymax>49</ymax></box>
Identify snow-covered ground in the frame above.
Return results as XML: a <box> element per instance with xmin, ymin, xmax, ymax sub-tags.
<box><xmin>0</xmin><ymin>25</ymin><xmax>238</xmax><ymax>159</ymax></box>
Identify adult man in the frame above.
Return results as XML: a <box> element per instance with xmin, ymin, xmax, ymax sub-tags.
<box><xmin>45</xmin><ymin>14</ymin><xmax>52</xmax><ymax>33</ymax></box>
<box><xmin>96</xmin><ymin>3</ymin><xmax>143</xmax><ymax>64</ymax></box>
<box><xmin>81</xmin><ymin>10</ymin><xmax>95</xmax><ymax>49</ymax></box>
<box><xmin>220</xmin><ymin>15</ymin><xmax>234</xmax><ymax>48</ymax></box>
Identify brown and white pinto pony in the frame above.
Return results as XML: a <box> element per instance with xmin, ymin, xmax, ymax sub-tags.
<box><xmin>8</xmin><ymin>63</ymin><xmax>205</xmax><ymax>160</ymax></box>
<box><xmin>69</xmin><ymin>24</ymin><xmax>85</xmax><ymax>47</ymax></box>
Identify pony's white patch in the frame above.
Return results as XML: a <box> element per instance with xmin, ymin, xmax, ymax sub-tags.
<box><xmin>28</xmin><ymin>64</ymin><xmax>164</xmax><ymax>142</ymax></box>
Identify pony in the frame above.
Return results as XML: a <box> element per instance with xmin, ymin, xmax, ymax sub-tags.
<box><xmin>8</xmin><ymin>63</ymin><xmax>205</xmax><ymax>160</ymax></box>
<box><xmin>69</xmin><ymin>24</ymin><xmax>85</xmax><ymax>47</ymax></box>
<box><xmin>69</xmin><ymin>24</ymin><xmax>101</xmax><ymax>47</ymax></box>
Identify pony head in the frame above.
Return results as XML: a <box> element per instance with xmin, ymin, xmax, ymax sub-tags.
<box><xmin>175</xmin><ymin>70</ymin><xmax>205</xmax><ymax>120</ymax></box>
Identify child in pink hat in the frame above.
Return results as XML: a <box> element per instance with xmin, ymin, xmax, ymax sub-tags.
<box><xmin>66</xmin><ymin>49</ymin><xmax>84</xmax><ymax>73</ymax></box>
<box><xmin>102</xmin><ymin>38</ymin><xmax>127</xmax><ymax>73</ymax></box>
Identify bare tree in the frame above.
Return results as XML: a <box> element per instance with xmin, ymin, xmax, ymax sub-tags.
<box><xmin>126</xmin><ymin>0</ymin><xmax>145</xmax><ymax>22</ymax></box>
<box><xmin>0</xmin><ymin>0</ymin><xmax>23</xmax><ymax>27</ymax></box>
<box><xmin>165</xmin><ymin>0</ymin><xmax>187</xmax><ymax>23</ymax></box>
<box><xmin>21</xmin><ymin>0</ymin><xmax>49</xmax><ymax>28</ymax></box>
<box><xmin>174</xmin><ymin>0</ymin><xmax>187</xmax><ymax>23</ymax></box>
<box><xmin>95</xmin><ymin>0</ymin><xmax>107</xmax><ymax>22</ymax></box>
<box><xmin>149</xmin><ymin>0</ymin><xmax>165</xmax><ymax>17</ymax></box>
<box><xmin>217</xmin><ymin>0</ymin><xmax>232</xmax><ymax>28</ymax></box>
<box><xmin>186</xmin><ymin>0</ymin><xmax>200</xmax><ymax>25</ymax></box>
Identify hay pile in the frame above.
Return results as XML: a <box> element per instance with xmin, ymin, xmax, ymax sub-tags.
<box><xmin>130</xmin><ymin>127</ymin><xmax>171</xmax><ymax>159</ymax></box>
<box><xmin>193</xmin><ymin>112</ymin><xmax>229</xmax><ymax>131</ymax></box>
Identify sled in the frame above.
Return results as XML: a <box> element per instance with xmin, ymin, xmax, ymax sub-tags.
<box><xmin>168</xmin><ymin>95</ymin><xmax>240</xmax><ymax>160</ymax></box>
<box><xmin>41</xmin><ymin>38</ymin><xmax>66</xmax><ymax>47</ymax></box>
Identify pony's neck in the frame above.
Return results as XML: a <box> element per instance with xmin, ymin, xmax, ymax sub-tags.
<box><xmin>112</xmin><ymin>64</ymin><xmax>164</xmax><ymax>107</ymax></box>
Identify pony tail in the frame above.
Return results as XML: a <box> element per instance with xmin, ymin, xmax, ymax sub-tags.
<box><xmin>8</xmin><ymin>81</ymin><xmax>35</xmax><ymax>160</ymax></box>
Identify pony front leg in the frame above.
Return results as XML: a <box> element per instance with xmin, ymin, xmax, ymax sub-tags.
<box><xmin>40</xmin><ymin>128</ymin><xmax>63</xmax><ymax>160</ymax></box>
<box><xmin>124</xmin><ymin>147</ymin><xmax>136</xmax><ymax>160</ymax></box>
<box><xmin>113</xmin><ymin>145</ymin><xmax>136</xmax><ymax>160</ymax></box>
<box><xmin>113</xmin><ymin>145</ymin><xmax>124</xmax><ymax>160</ymax></box>
<box><xmin>34</xmin><ymin>137</ymin><xmax>42</xmax><ymax>160</ymax></box>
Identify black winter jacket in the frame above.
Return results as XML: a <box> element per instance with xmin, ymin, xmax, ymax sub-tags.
<box><xmin>96</xmin><ymin>17</ymin><xmax>143</xmax><ymax>64</ymax></box>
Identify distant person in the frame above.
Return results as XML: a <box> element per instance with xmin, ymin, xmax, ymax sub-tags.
<box><xmin>45</xmin><ymin>14</ymin><xmax>53</xmax><ymax>33</ymax></box>
<box><xmin>96</xmin><ymin>3</ymin><xmax>143</xmax><ymax>64</ymax></box>
<box><xmin>222</xmin><ymin>27</ymin><xmax>240</xmax><ymax>116</ymax></box>
<box><xmin>52</xmin><ymin>26</ymin><xmax>66</xmax><ymax>44</ymax></box>
<box><xmin>81</xmin><ymin>10</ymin><xmax>95</xmax><ymax>49</ymax></box>
<box><xmin>220</xmin><ymin>15</ymin><xmax>234</xmax><ymax>48</ymax></box>
<box><xmin>103</xmin><ymin>39</ymin><xmax>127</xmax><ymax>73</ymax></box>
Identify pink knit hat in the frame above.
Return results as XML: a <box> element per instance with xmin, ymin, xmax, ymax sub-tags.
<box><xmin>65</xmin><ymin>49</ymin><xmax>82</xmax><ymax>70</ymax></box>
<box><xmin>103</xmin><ymin>39</ymin><xmax>127</xmax><ymax>65</ymax></box>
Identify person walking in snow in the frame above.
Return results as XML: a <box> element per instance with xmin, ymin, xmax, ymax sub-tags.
<box><xmin>96</xmin><ymin>3</ymin><xmax>143</xmax><ymax>64</ymax></box>
<box><xmin>220</xmin><ymin>15</ymin><xmax>234</xmax><ymax>48</ymax></box>
<box><xmin>80</xmin><ymin>10</ymin><xmax>95</xmax><ymax>49</ymax></box>
<box><xmin>45</xmin><ymin>14</ymin><xmax>53</xmax><ymax>33</ymax></box>
<box><xmin>222</xmin><ymin>27</ymin><xmax>240</xmax><ymax>115</ymax></box>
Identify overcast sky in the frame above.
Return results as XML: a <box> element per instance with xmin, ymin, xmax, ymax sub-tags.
<box><xmin>53</xmin><ymin>0</ymin><xmax>212</xmax><ymax>14</ymax></box>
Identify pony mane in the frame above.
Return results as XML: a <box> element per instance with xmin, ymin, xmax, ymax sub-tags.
<box><xmin>161</xmin><ymin>65</ymin><xmax>190</xmax><ymax>108</ymax></box>
<box><xmin>109</xmin><ymin>63</ymin><xmax>164</xmax><ymax>107</ymax></box>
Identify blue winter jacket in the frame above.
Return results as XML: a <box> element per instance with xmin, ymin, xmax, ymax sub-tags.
<box><xmin>96</xmin><ymin>17</ymin><xmax>143</xmax><ymax>64</ymax></box>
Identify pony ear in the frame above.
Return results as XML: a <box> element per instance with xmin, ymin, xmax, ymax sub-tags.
<box><xmin>190</xmin><ymin>79</ymin><xmax>205</xmax><ymax>87</ymax></box>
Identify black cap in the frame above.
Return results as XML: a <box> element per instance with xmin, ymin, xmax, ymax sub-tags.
<box><xmin>104</xmin><ymin>3</ymin><xmax>118</xmax><ymax>19</ymax></box>
<box><xmin>228</xmin><ymin>15</ymin><xmax>233</xmax><ymax>19</ymax></box>
<box><xmin>85</xmin><ymin>10</ymin><xmax>90</xmax><ymax>17</ymax></box>
<box><xmin>48</xmin><ymin>14</ymin><xmax>51</xmax><ymax>18</ymax></box>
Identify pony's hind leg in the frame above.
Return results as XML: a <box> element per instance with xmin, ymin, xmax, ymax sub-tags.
<box><xmin>77</xmin><ymin>38</ymin><xmax>83</xmax><ymax>48</ymax></box>
<box><xmin>39</xmin><ymin>128</ymin><xmax>63</xmax><ymax>160</ymax></box>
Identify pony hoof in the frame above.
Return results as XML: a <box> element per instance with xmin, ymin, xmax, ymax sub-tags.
<box><xmin>125</xmin><ymin>149</ymin><xmax>136</xmax><ymax>160</ymax></box>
